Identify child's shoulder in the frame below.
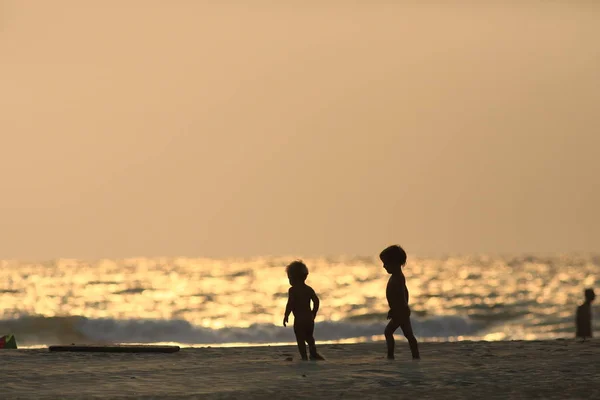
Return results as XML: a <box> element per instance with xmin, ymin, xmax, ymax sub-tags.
<box><xmin>289</xmin><ymin>284</ymin><xmax>314</xmax><ymax>292</ymax></box>
<box><xmin>304</xmin><ymin>284</ymin><xmax>316</xmax><ymax>292</ymax></box>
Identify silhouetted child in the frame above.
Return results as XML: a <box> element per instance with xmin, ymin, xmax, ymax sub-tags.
<box><xmin>283</xmin><ymin>260</ymin><xmax>324</xmax><ymax>360</ymax></box>
<box><xmin>576</xmin><ymin>288</ymin><xmax>595</xmax><ymax>340</ymax></box>
<box><xmin>380</xmin><ymin>245</ymin><xmax>420</xmax><ymax>360</ymax></box>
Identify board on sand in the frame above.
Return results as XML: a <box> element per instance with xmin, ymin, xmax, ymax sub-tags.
<box><xmin>48</xmin><ymin>344</ymin><xmax>180</xmax><ymax>353</ymax></box>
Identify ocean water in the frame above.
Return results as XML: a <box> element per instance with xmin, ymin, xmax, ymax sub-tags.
<box><xmin>1</xmin><ymin>255</ymin><xmax>598</xmax><ymax>347</ymax></box>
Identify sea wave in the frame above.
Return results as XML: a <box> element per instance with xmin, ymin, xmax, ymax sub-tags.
<box><xmin>0</xmin><ymin>314</ymin><xmax>484</xmax><ymax>346</ymax></box>
<box><xmin>3</xmin><ymin>254</ymin><xmax>597</xmax><ymax>345</ymax></box>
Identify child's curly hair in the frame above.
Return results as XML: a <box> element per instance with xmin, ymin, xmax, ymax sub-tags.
<box><xmin>286</xmin><ymin>260</ymin><xmax>309</xmax><ymax>282</ymax></box>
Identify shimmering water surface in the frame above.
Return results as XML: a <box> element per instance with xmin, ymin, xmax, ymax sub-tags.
<box><xmin>1</xmin><ymin>255</ymin><xmax>598</xmax><ymax>346</ymax></box>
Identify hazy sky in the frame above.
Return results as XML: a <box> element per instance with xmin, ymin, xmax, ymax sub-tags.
<box><xmin>1</xmin><ymin>2</ymin><xmax>599</xmax><ymax>260</ymax></box>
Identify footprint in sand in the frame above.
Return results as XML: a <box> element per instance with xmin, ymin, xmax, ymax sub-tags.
<box><xmin>378</xmin><ymin>379</ymin><xmax>403</xmax><ymax>387</ymax></box>
<box><xmin>357</xmin><ymin>369</ymin><xmax>388</xmax><ymax>374</ymax></box>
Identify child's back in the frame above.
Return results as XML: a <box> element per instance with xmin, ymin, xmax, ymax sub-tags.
<box><xmin>288</xmin><ymin>284</ymin><xmax>317</xmax><ymax>322</ymax></box>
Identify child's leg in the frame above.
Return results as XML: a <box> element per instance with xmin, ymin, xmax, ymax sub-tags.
<box><xmin>305</xmin><ymin>321</ymin><xmax>324</xmax><ymax>360</ymax></box>
<box><xmin>305</xmin><ymin>322</ymin><xmax>317</xmax><ymax>355</ymax></box>
<box><xmin>293</xmin><ymin>324</ymin><xmax>308</xmax><ymax>360</ymax></box>
<box><xmin>384</xmin><ymin>319</ymin><xmax>401</xmax><ymax>359</ymax></box>
<box><xmin>399</xmin><ymin>318</ymin><xmax>420</xmax><ymax>359</ymax></box>
<box><xmin>306</xmin><ymin>336</ymin><xmax>324</xmax><ymax>360</ymax></box>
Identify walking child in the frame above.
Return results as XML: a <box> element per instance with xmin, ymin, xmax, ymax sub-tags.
<box><xmin>380</xmin><ymin>245</ymin><xmax>420</xmax><ymax>360</ymax></box>
<box><xmin>283</xmin><ymin>260</ymin><xmax>324</xmax><ymax>360</ymax></box>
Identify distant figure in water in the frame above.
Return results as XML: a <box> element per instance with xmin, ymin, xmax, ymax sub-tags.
<box><xmin>576</xmin><ymin>288</ymin><xmax>595</xmax><ymax>340</ymax></box>
<box><xmin>283</xmin><ymin>260</ymin><xmax>324</xmax><ymax>360</ymax></box>
<box><xmin>380</xmin><ymin>245</ymin><xmax>420</xmax><ymax>360</ymax></box>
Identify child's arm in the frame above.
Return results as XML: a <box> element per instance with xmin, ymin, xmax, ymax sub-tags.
<box><xmin>390</xmin><ymin>275</ymin><xmax>410</xmax><ymax>316</ymax></box>
<box><xmin>283</xmin><ymin>288</ymin><xmax>294</xmax><ymax>326</ymax></box>
<box><xmin>398</xmin><ymin>274</ymin><xmax>409</xmax><ymax>307</ymax></box>
<box><xmin>311</xmin><ymin>290</ymin><xmax>320</xmax><ymax>319</ymax></box>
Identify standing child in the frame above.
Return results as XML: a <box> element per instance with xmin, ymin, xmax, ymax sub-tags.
<box><xmin>576</xmin><ymin>288</ymin><xmax>595</xmax><ymax>340</ymax></box>
<box><xmin>380</xmin><ymin>245</ymin><xmax>420</xmax><ymax>360</ymax></box>
<box><xmin>283</xmin><ymin>260</ymin><xmax>324</xmax><ymax>360</ymax></box>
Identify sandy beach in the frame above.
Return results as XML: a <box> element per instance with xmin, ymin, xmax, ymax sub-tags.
<box><xmin>3</xmin><ymin>340</ymin><xmax>600</xmax><ymax>399</ymax></box>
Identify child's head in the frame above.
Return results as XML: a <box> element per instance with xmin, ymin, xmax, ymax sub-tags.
<box><xmin>286</xmin><ymin>260</ymin><xmax>309</xmax><ymax>285</ymax></box>
<box><xmin>585</xmin><ymin>288</ymin><xmax>596</xmax><ymax>303</ymax></box>
<box><xmin>380</xmin><ymin>245</ymin><xmax>407</xmax><ymax>274</ymax></box>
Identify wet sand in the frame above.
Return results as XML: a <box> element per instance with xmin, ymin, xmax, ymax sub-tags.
<box><xmin>3</xmin><ymin>340</ymin><xmax>600</xmax><ymax>399</ymax></box>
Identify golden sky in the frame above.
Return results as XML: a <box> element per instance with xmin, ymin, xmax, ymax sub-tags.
<box><xmin>1</xmin><ymin>1</ymin><xmax>599</xmax><ymax>259</ymax></box>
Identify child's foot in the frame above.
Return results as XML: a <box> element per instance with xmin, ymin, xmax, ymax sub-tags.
<box><xmin>309</xmin><ymin>353</ymin><xmax>325</xmax><ymax>361</ymax></box>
